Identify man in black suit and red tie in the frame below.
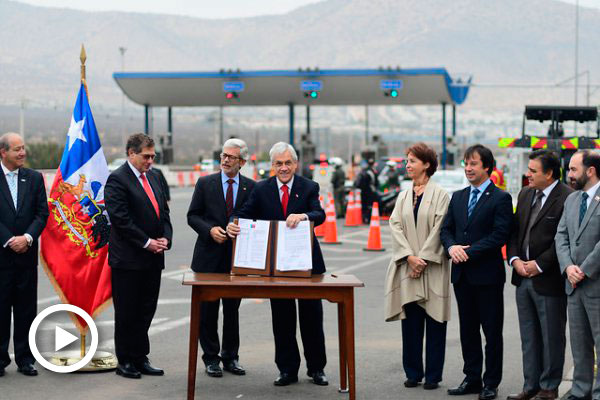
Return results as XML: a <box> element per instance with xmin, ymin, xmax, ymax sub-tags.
<box><xmin>105</xmin><ymin>133</ymin><xmax>173</xmax><ymax>379</ymax></box>
<box><xmin>0</xmin><ymin>133</ymin><xmax>48</xmax><ymax>378</ymax></box>
<box><xmin>441</xmin><ymin>144</ymin><xmax>513</xmax><ymax>400</ymax></box>
<box><xmin>226</xmin><ymin>142</ymin><xmax>328</xmax><ymax>387</ymax></box>
<box><xmin>187</xmin><ymin>138</ymin><xmax>255</xmax><ymax>378</ymax></box>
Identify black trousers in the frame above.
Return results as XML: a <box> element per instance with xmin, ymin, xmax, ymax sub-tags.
<box><xmin>453</xmin><ymin>278</ymin><xmax>504</xmax><ymax>388</ymax></box>
<box><xmin>111</xmin><ymin>267</ymin><xmax>162</xmax><ymax>364</ymax></box>
<box><xmin>401</xmin><ymin>302</ymin><xmax>447</xmax><ymax>384</ymax></box>
<box><xmin>0</xmin><ymin>267</ymin><xmax>37</xmax><ymax>368</ymax></box>
<box><xmin>200</xmin><ymin>298</ymin><xmax>241</xmax><ymax>365</ymax></box>
<box><xmin>270</xmin><ymin>298</ymin><xmax>326</xmax><ymax>375</ymax></box>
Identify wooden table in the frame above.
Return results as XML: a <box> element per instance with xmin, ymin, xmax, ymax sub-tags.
<box><xmin>182</xmin><ymin>273</ymin><xmax>364</xmax><ymax>400</ymax></box>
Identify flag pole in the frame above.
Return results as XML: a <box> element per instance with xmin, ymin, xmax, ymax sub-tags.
<box><xmin>79</xmin><ymin>44</ymin><xmax>88</xmax><ymax>360</ymax></box>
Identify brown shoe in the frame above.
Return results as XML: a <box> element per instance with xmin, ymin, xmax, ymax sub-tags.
<box><xmin>506</xmin><ymin>391</ymin><xmax>539</xmax><ymax>400</ymax></box>
<box><xmin>533</xmin><ymin>389</ymin><xmax>558</xmax><ymax>400</ymax></box>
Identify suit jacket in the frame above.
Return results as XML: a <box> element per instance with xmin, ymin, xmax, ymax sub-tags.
<box><xmin>0</xmin><ymin>167</ymin><xmax>48</xmax><ymax>269</ymax></box>
<box><xmin>105</xmin><ymin>163</ymin><xmax>173</xmax><ymax>270</ymax></box>
<box><xmin>234</xmin><ymin>175</ymin><xmax>326</xmax><ymax>274</ymax></box>
<box><xmin>555</xmin><ymin>186</ymin><xmax>600</xmax><ymax>296</ymax></box>
<box><xmin>440</xmin><ymin>182</ymin><xmax>513</xmax><ymax>285</ymax></box>
<box><xmin>187</xmin><ymin>172</ymin><xmax>255</xmax><ymax>273</ymax></box>
<box><xmin>507</xmin><ymin>183</ymin><xmax>573</xmax><ymax>296</ymax></box>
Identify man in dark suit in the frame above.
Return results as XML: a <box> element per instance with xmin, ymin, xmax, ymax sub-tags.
<box><xmin>441</xmin><ymin>144</ymin><xmax>513</xmax><ymax>400</ymax></box>
<box><xmin>506</xmin><ymin>150</ymin><xmax>572</xmax><ymax>400</ymax></box>
<box><xmin>187</xmin><ymin>138</ymin><xmax>255</xmax><ymax>378</ymax></box>
<box><xmin>105</xmin><ymin>133</ymin><xmax>172</xmax><ymax>379</ymax></box>
<box><xmin>226</xmin><ymin>142</ymin><xmax>328</xmax><ymax>387</ymax></box>
<box><xmin>0</xmin><ymin>133</ymin><xmax>48</xmax><ymax>378</ymax></box>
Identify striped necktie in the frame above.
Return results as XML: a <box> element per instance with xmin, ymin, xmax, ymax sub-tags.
<box><xmin>7</xmin><ymin>171</ymin><xmax>17</xmax><ymax>210</ymax></box>
<box><xmin>579</xmin><ymin>192</ymin><xmax>589</xmax><ymax>226</ymax></box>
<box><xmin>467</xmin><ymin>188</ymin><xmax>480</xmax><ymax>217</ymax></box>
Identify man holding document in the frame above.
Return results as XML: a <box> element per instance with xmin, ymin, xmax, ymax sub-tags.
<box><xmin>227</xmin><ymin>142</ymin><xmax>328</xmax><ymax>387</ymax></box>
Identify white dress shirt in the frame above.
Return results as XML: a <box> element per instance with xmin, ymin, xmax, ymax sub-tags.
<box><xmin>2</xmin><ymin>161</ymin><xmax>32</xmax><ymax>248</ymax></box>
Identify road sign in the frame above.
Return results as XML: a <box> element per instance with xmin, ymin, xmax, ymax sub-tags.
<box><xmin>223</xmin><ymin>81</ymin><xmax>245</xmax><ymax>92</ymax></box>
<box><xmin>300</xmin><ymin>80</ymin><xmax>323</xmax><ymax>91</ymax></box>
<box><xmin>380</xmin><ymin>80</ymin><xmax>403</xmax><ymax>90</ymax></box>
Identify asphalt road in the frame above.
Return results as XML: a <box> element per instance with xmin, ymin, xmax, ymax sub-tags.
<box><xmin>1</xmin><ymin>187</ymin><xmax>573</xmax><ymax>400</ymax></box>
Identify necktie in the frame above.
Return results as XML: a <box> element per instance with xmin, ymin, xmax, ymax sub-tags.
<box><xmin>579</xmin><ymin>192</ymin><xmax>589</xmax><ymax>226</ymax></box>
<box><xmin>522</xmin><ymin>191</ymin><xmax>544</xmax><ymax>259</ymax></box>
<box><xmin>7</xmin><ymin>171</ymin><xmax>17</xmax><ymax>210</ymax></box>
<box><xmin>225</xmin><ymin>179</ymin><xmax>235</xmax><ymax>217</ymax></box>
<box><xmin>281</xmin><ymin>184</ymin><xmax>289</xmax><ymax>216</ymax></box>
<box><xmin>467</xmin><ymin>188</ymin><xmax>480</xmax><ymax>217</ymax></box>
<box><xmin>140</xmin><ymin>174</ymin><xmax>160</xmax><ymax>217</ymax></box>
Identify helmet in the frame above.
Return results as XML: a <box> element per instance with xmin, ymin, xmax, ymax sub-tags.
<box><xmin>386</xmin><ymin>161</ymin><xmax>397</xmax><ymax>167</ymax></box>
<box><xmin>329</xmin><ymin>157</ymin><xmax>343</xmax><ymax>166</ymax></box>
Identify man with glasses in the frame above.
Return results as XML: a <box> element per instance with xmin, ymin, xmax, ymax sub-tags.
<box><xmin>187</xmin><ymin>138</ymin><xmax>255</xmax><ymax>378</ymax></box>
<box><xmin>227</xmin><ymin>142</ymin><xmax>328</xmax><ymax>387</ymax></box>
<box><xmin>105</xmin><ymin>133</ymin><xmax>172</xmax><ymax>379</ymax></box>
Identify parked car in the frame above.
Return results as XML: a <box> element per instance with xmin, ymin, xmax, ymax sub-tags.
<box><xmin>107</xmin><ymin>158</ymin><xmax>127</xmax><ymax>172</ymax></box>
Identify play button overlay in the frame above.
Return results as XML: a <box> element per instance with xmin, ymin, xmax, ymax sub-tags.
<box><xmin>55</xmin><ymin>326</ymin><xmax>78</xmax><ymax>352</ymax></box>
<box><xmin>28</xmin><ymin>304</ymin><xmax>98</xmax><ymax>373</ymax></box>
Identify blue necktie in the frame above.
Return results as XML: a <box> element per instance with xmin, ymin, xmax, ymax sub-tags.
<box><xmin>7</xmin><ymin>171</ymin><xmax>17</xmax><ymax>210</ymax></box>
<box><xmin>579</xmin><ymin>192</ymin><xmax>589</xmax><ymax>226</ymax></box>
<box><xmin>467</xmin><ymin>188</ymin><xmax>480</xmax><ymax>217</ymax></box>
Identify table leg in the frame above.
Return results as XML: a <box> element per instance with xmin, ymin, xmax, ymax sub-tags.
<box><xmin>187</xmin><ymin>288</ymin><xmax>201</xmax><ymax>400</ymax></box>
<box><xmin>344</xmin><ymin>292</ymin><xmax>356</xmax><ymax>400</ymax></box>
<box><xmin>337</xmin><ymin>301</ymin><xmax>348</xmax><ymax>393</ymax></box>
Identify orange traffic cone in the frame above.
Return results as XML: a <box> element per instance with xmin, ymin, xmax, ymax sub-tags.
<box><xmin>364</xmin><ymin>202</ymin><xmax>385</xmax><ymax>251</ymax></box>
<box><xmin>354</xmin><ymin>189</ymin><xmax>364</xmax><ymax>225</ymax></box>
<box><xmin>314</xmin><ymin>194</ymin><xmax>326</xmax><ymax>238</ymax></box>
<box><xmin>323</xmin><ymin>193</ymin><xmax>341</xmax><ymax>245</ymax></box>
<box><xmin>344</xmin><ymin>191</ymin><xmax>359</xmax><ymax>227</ymax></box>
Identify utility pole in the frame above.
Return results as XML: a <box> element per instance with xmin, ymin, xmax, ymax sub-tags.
<box><xmin>574</xmin><ymin>0</ymin><xmax>580</xmax><ymax>135</ymax></box>
<box><xmin>19</xmin><ymin>99</ymin><xmax>26</xmax><ymax>139</ymax></box>
<box><xmin>119</xmin><ymin>47</ymin><xmax>127</xmax><ymax>146</ymax></box>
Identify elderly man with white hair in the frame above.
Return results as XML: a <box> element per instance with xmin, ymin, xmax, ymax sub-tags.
<box><xmin>188</xmin><ymin>138</ymin><xmax>256</xmax><ymax>378</ymax></box>
<box><xmin>227</xmin><ymin>142</ymin><xmax>328</xmax><ymax>387</ymax></box>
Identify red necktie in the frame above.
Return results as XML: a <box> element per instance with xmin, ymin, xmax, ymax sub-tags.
<box><xmin>281</xmin><ymin>184</ymin><xmax>289</xmax><ymax>216</ymax></box>
<box><xmin>225</xmin><ymin>179</ymin><xmax>234</xmax><ymax>217</ymax></box>
<box><xmin>141</xmin><ymin>174</ymin><xmax>160</xmax><ymax>217</ymax></box>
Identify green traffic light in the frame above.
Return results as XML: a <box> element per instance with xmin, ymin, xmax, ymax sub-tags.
<box><xmin>390</xmin><ymin>89</ymin><xmax>398</xmax><ymax>98</ymax></box>
<box><xmin>311</xmin><ymin>91</ymin><xmax>318</xmax><ymax>99</ymax></box>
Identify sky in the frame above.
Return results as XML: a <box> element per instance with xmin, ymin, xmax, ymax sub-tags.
<box><xmin>13</xmin><ymin>0</ymin><xmax>599</xmax><ymax>19</ymax></box>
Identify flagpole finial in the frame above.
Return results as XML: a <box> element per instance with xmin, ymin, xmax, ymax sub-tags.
<box><xmin>80</xmin><ymin>44</ymin><xmax>87</xmax><ymax>84</ymax></box>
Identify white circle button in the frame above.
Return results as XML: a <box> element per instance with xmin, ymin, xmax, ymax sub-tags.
<box><xmin>28</xmin><ymin>304</ymin><xmax>99</xmax><ymax>373</ymax></box>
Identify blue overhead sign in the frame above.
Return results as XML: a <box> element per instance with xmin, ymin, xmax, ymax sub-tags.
<box><xmin>300</xmin><ymin>80</ymin><xmax>323</xmax><ymax>91</ymax></box>
<box><xmin>380</xmin><ymin>80</ymin><xmax>403</xmax><ymax>90</ymax></box>
<box><xmin>223</xmin><ymin>81</ymin><xmax>245</xmax><ymax>92</ymax></box>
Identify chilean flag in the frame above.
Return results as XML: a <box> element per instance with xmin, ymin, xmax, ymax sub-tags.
<box><xmin>41</xmin><ymin>83</ymin><xmax>112</xmax><ymax>334</ymax></box>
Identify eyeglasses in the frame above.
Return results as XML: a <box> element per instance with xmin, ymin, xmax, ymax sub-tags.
<box><xmin>220</xmin><ymin>153</ymin><xmax>242</xmax><ymax>161</ymax></box>
<box><xmin>140</xmin><ymin>154</ymin><xmax>156</xmax><ymax>160</ymax></box>
<box><xmin>273</xmin><ymin>161</ymin><xmax>294</xmax><ymax>169</ymax></box>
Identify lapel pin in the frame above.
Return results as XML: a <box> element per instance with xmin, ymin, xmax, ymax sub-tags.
<box><xmin>20</xmin><ymin>179</ymin><xmax>26</xmax><ymax>182</ymax></box>
<box><xmin>595</xmin><ymin>196</ymin><xmax>600</xmax><ymax>201</ymax></box>
<box><xmin>243</xmin><ymin>187</ymin><xmax>246</xmax><ymax>191</ymax></box>
<box><xmin>295</xmin><ymin>194</ymin><xmax>299</xmax><ymax>198</ymax></box>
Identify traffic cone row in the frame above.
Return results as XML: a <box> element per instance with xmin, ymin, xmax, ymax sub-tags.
<box><xmin>314</xmin><ymin>194</ymin><xmax>326</xmax><ymax>238</ymax></box>
<box><xmin>363</xmin><ymin>202</ymin><xmax>385</xmax><ymax>252</ymax></box>
<box><xmin>322</xmin><ymin>192</ymin><xmax>341</xmax><ymax>245</ymax></box>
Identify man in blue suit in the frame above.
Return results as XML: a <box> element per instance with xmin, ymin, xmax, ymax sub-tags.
<box><xmin>441</xmin><ymin>144</ymin><xmax>513</xmax><ymax>400</ymax></box>
<box><xmin>227</xmin><ymin>142</ymin><xmax>328</xmax><ymax>387</ymax></box>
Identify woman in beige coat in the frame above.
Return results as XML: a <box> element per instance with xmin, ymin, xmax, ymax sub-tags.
<box><xmin>384</xmin><ymin>142</ymin><xmax>450</xmax><ymax>390</ymax></box>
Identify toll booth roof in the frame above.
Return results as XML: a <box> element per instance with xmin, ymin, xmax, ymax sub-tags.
<box><xmin>113</xmin><ymin>68</ymin><xmax>470</xmax><ymax>107</ymax></box>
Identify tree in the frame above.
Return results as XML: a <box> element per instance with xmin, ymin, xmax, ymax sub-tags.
<box><xmin>26</xmin><ymin>141</ymin><xmax>63</xmax><ymax>170</ymax></box>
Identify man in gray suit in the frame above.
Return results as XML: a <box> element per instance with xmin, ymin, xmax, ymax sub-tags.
<box><xmin>555</xmin><ymin>150</ymin><xmax>600</xmax><ymax>400</ymax></box>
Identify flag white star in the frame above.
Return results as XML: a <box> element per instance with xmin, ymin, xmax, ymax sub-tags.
<box><xmin>67</xmin><ymin>117</ymin><xmax>87</xmax><ymax>150</ymax></box>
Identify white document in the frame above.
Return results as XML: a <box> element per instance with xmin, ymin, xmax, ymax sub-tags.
<box><xmin>275</xmin><ymin>221</ymin><xmax>313</xmax><ymax>271</ymax></box>
<box><xmin>233</xmin><ymin>218</ymin><xmax>270</xmax><ymax>270</ymax></box>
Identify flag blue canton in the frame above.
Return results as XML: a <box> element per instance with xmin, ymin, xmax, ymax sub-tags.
<box><xmin>59</xmin><ymin>84</ymin><xmax>102</xmax><ymax>181</ymax></box>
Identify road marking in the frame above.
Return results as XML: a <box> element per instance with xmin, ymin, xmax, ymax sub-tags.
<box><xmin>333</xmin><ymin>253</ymin><xmax>390</xmax><ymax>274</ymax></box>
<box><xmin>38</xmin><ymin>295</ymin><xmax>59</xmax><ymax>305</ymax></box>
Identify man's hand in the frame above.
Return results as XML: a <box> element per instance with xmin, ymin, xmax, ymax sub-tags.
<box><xmin>8</xmin><ymin>236</ymin><xmax>28</xmax><ymax>254</ymax></box>
<box><xmin>286</xmin><ymin>214</ymin><xmax>307</xmax><ymax>228</ymax></box>
<box><xmin>407</xmin><ymin>255</ymin><xmax>427</xmax><ymax>278</ymax></box>
<box><xmin>226</xmin><ymin>222</ymin><xmax>240</xmax><ymax>238</ymax></box>
<box><xmin>449</xmin><ymin>245</ymin><xmax>470</xmax><ymax>264</ymax></box>
<box><xmin>511</xmin><ymin>259</ymin><xmax>530</xmax><ymax>277</ymax></box>
<box><xmin>157</xmin><ymin>237</ymin><xmax>169</xmax><ymax>249</ymax></box>
<box><xmin>566</xmin><ymin>265</ymin><xmax>585</xmax><ymax>287</ymax></box>
<box><xmin>210</xmin><ymin>226</ymin><xmax>227</xmax><ymax>244</ymax></box>
<box><xmin>147</xmin><ymin>239</ymin><xmax>168</xmax><ymax>254</ymax></box>
<box><xmin>523</xmin><ymin>261</ymin><xmax>541</xmax><ymax>277</ymax></box>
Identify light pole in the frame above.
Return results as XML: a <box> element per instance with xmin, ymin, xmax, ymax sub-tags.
<box><xmin>119</xmin><ymin>47</ymin><xmax>127</xmax><ymax>145</ymax></box>
<box><xmin>574</xmin><ymin>0</ymin><xmax>580</xmax><ymax>134</ymax></box>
